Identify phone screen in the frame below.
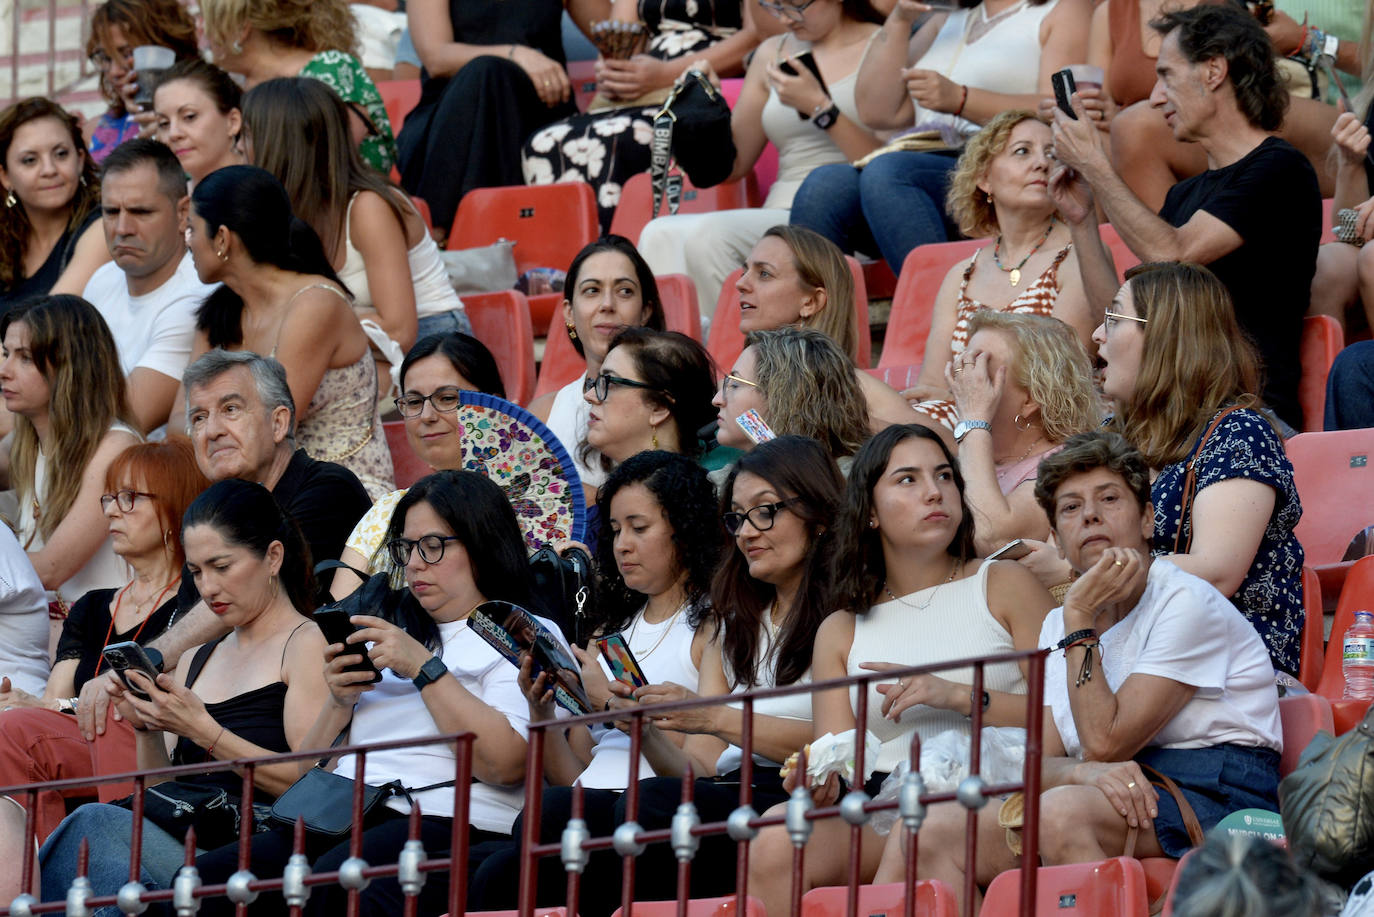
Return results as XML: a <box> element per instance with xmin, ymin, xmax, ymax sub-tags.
<box><xmin>597</xmin><ymin>633</ymin><xmax>648</xmax><ymax>688</ymax></box>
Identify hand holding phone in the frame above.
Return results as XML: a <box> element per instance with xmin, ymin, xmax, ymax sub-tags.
<box><xmin>597</xmin><ymin>633</ymin><xmax>648</xmax><ymax>688</ymax></box>
<box><xmin>314</xmin><ymin>607</ymin><xmax>383</xmax><ymax>683</ymax></box>
<box><xmin>986</xmin><ymin>539</ymin><xmax>1032</xmax><ymax>561</ymax></box>
<box><xmin>101</xmin><ymin>642</ymin><xmax>165</xmax><ymax>701</ymax></box>
<box><xmin>1051</xmin><ymin>68</ymin><xmax>1078</xmax><ymax>119</ymax></box>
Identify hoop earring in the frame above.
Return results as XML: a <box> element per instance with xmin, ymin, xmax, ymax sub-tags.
<box><xmin>566</xmin><ymin>320</ymin><xmax>578</xmax><ymax>342</ymax></box>
<box><xmin>1014</xmin><ymin>413</ymin><xmax>1033</xmax><ymax>431</ymax></box>
<box><xmin>163</xmin><ymin>530</ymin><xmax>172</xmax><ymax>551</ymax></box>
<box><xmin>4</xmin><ymin>190</ymin><xmax>15</xmax><ymax>209</ymax></box>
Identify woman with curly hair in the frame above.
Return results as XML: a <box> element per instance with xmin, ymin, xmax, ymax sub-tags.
<box><xmin>906</xmin><ymin>111</ymin><xmax>1100</xmax><ymax>430</ymax></box>
<box><xmin>1</xmin><ymin>295</ymin><xmax>141</xmax><ymax>607</ymax></box>
<box><xmin>0</xmin><ymin>99</ymin><xmax>107</xmax><ymax>310</ymax></box>
<box><xmin>713</xmin><ymin>326</ymin><xmax>870</xmax><ymax>461</ymax></box>
<box><xmin>82</xmin><ymin>0</ymin><xmax>200</xmax><ymax>163</ymax></box>
<box><xmin>200</xmin><ymin>0</ymin><xmax>398</xmax><ymax>173</ymax></box>
<box><xmin>472</xmin><ymin>448</ymin><xmax>722</xmax><ymax>913</ymax></box>
<box><xmin>944</xmin><ymin>311</ymin><xmax>1101</xmax><ymax>557</ymax></box>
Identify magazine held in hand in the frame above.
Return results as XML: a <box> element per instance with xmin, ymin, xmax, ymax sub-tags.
<box><xmin>469</xmin><ymin>600</ymin><xmax>593</xmax><ymax>714</ymax></box>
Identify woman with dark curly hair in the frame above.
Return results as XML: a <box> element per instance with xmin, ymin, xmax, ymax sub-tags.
<box><xmin>0</xmin><ymin>99</ymin><xmax>107</xmax><ymax>310</ymax></box>
<box><xmin>471</xmin><ymin>448</ymin><xmax>721</xmax><ymax>913</ymax></box>
<box><xmin>82</xmin><ymin>0</ymin><xmax>200</xmax><ymax>163</ymax></box>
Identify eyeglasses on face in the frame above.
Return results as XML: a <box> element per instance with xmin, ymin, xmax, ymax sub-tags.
<box><xmin>89</xmin><ymin>47</ymin><xmax>134</xmax><ymax>71</ymax></box>
<box><xmin>590</xmin><ymin>371</ymin><xmax>658</xmax><ymax>403</ymax></box>
<box><xmin>722</xmin><ymin>497</ymin><xmax>801</xmax><ymax>535</ymax></box>
<box><xmin>1103</xmin><ymin>310</ymin><xmax>1148</xmax><ymax>332</ymax></box>
<box><xmin>758</xmin><ymin>0</ymin><xmax>820</xmax><ymax>22</ymax></box>
<box><xmin>100</xmin><ymin>490</ymin><xmax>156</xmax><ymax>512</ymax></box>
<box><xmin>386</xmin><ymin>534</ymin><xmax>462</xmax><ymax>567</ymax></box>
<box><xmin>719</xmin><ymin>372</ymin><xmax>759</xmax><ymax>400</ymax></box>
<box><xmin>394</xmin><ymin>386</ymin><xmax>464</xmax><ymax>418</ymax></box>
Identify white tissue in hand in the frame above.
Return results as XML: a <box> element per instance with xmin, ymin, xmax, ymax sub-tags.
<box><xmin>805</xmin><ymin>729</ymin><xmax>882</xmax><ymax>785</ymax></box>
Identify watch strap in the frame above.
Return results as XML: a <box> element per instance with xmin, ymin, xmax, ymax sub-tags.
<box><xmin>412</xmin><ymin>655</ymin><xmax>448</xmax><ymax>691</ymax></box>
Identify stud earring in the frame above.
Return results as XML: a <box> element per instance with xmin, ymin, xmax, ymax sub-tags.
<box><xmin>230</xmin><ymin>40</ymin><xmax>244</xmax><ymax>55</ymax></box>
<box><xmin>651</xmin><ymin>427</ymin><xmax>659</xmax><ymax>450</ymax></box>
<box><xmin>4</xmin><ymin>190</ymin><xmax>15</xmax><ymax>208</ymax></box>
<box><xmin>79</xmin><ymin>174</ymin><xmax>87</xmax><ymax>187</ymax></box>
<box><xmin>216</xmin><ymin>248</ymin><xmax>227</xmax><ymax>261</ymax></box>
<box><xmin>566</xmin><ymin>320</ymin><xmax>578</xmax><ymax>342</ymax></box>
<box><xmin>987</xmin><ymin>191</ymin><xmax>993</xmax><ymax>203</ymax></box>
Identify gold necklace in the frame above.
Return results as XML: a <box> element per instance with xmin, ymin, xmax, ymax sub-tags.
<box><xmin>992</xmin><ymin>216</ymin><xmax>1056</xmax><ymax>287</ymax></box>
<box><xmin>883</xmin><ymin>559</ymin><xmax>963</xmax><ymax>610</ymax></box>
<box><xmin>626</xmin><ymin>599</ymin><xmax>687</xmax><ymax>661</ymax></box>
<box><xmin>996</xmin><ymin>433</ymin><xmax>1044</xmax><ymax>467</ymax></box>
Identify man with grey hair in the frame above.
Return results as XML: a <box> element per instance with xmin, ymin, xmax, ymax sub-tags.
<box><xmin>74</xmin><ymin>349</ymin><xmax>372</xmax><ymax>741</ymax></box>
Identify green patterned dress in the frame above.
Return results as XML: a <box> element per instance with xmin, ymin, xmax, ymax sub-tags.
<box><xmin>300</xmin><ymin>50</ymin><xmax>399</xmax><ymax>174</ymax></box>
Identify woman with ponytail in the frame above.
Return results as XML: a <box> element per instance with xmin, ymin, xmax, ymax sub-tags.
<box><xmin>186</xmin><ymin>165</ymin><xmax>394</xmax><ymax>498</ymax></box>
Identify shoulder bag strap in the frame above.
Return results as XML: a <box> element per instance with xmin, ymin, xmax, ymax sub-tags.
<box><xmin>1138</xmin><ymin>762</ymin><xmax>1206</xmax><ymax>847</ymax></box>
<box><xmin>1172</xmin><ymin>405</ymin><xmax>1244</xmax><ymax>555</ymax></box>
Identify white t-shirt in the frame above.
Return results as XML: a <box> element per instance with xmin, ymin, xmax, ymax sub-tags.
<box><xmin>331</xmin><ymin>612</ymin><xmax>566</xmax><ymax>835</ymax></box>
<box><xmin>575</xmin><ymin>603</ymin><xmax>700</xmax><ymax>790</ymax></box>
<box><xmin>1040</xmin><ymin>559</ymin><xmax>1282</xmax><ymax>758</ymax></box>
<box><xmin>0</xmin><ymin>523</ymin><xmax>51</xmax><ymax>695</ymax></box>
<box><xmin>82</xmin><ymin>251</ymin><xmax>215</xmax><ymax>381</ymax></box>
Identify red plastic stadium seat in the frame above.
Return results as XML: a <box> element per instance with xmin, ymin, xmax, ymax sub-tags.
<box><xmin>1315</xmin><ymin>555</ymin><xmax>1374</xmax><ymax>733</ymax></box>
<box><xmin>611</xmin><ymin>894</ymin><xmax>764</xmax><ymax>917</ymax></box>
<box><xmin>1279</xmin><ymin>693</ymin><xmax>1334</xmax><ymax>775</ymax></box>
<box><xmin>382</xmin><ymin>420</ymin><xmax>431</xmax><ymax>490</ymax></box>
<box><xmin>568</xmin><ymin>59</ymin><xmax>598</xmax><ymax>112</ymax></box>
<box><xmin>1098</xmin><ymin>223</ymin><xmax>1140</xmax><ymax>278</ymax></box>
<box><xmin>879</xmin><ymin>240</ymin><xmax>981</xmax><ymax>371</ymax></box>
<box><xmin>862</xmin><ymin>260</ymin><xmax>899</xmax><ymax>301</ymax></box>
<box><xmin>802</xmin><ymin>881</ymin><xmax>956</xmax><ymax>917</ymax></box>
<box><xmin>1299</xmin><ymin>315</ymin><xmax>1344</xmax><ymax>432</ymax></box>
<box><xmin>658</xmin><ymin>273</ymin><xmax>703</xmax><ymax>340</ymax></box>
<box><xmin>463</xmin><ymin>290</ymin><xmax>537</xmax><ymax>406</ymax></box>
<box><xmin>1288</xmin><ymin>429</ymin><xmax>1374</xmax><ymax>568</ymax></box>
<box><xmin>1299</xmin><ymin>566</ymin><xmax>1325</xmax><ymax>692</ymax></box>
<box><xmin>377</xmin><ymin>79</ymin><xmax>420</xmax><ymax>135</ymax></box>
<box><xmin>980</xmin><ymin>857</ymin><xmax>1149</xmax><ymax>917</ymax></box>
<box><xmin>447</xmin><ymin>183</ymin><xmax>600</xmax><ymax>335</ymax></box>
<box><xmin>708</xmin><ymin>257</ymin><xmax>871</xmax><ymax>371</ymax></box>
<box><xmin>609</xmin><ymin>171</ymin><xmax>756</xmax><ymax>246</ymax></box>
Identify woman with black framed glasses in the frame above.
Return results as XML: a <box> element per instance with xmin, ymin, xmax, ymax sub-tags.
<box><xmin>579</xmin><ymin>327</ymin><xmax>720</xmax><ymax>501</ymax></box>
<box><xmin>195</xmin><ymin>469</ymin><xmax>551</xmax><ymax>917</ymax></box>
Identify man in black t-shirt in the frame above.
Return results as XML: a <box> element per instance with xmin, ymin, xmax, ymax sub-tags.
<box><xmin>1049</xmin><ymin>3</ymin><xmax>1320</xmax><ymax>431</ymax></box>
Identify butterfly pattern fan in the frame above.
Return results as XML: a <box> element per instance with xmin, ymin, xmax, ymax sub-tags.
<box><xmin>457</xmin><ymin>391</ymin><xmax>587</xmax><ymax>549</ymax></box>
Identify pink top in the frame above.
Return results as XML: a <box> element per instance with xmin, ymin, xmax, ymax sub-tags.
<box><xmin>996</xmin><ymin>443</ymin><xmax>1064</xmax><ymax>495</ymax></box>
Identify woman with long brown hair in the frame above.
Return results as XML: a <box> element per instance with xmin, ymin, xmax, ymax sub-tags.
<box><xmin>1095</xmin><ymin>261</ymin><xmax>1303</xmax><ymax>675</ymax></box>
<box><xmin>0</xmin><ymin>100</ymin><xmax>106</xmax><ymax>310</ymax></box>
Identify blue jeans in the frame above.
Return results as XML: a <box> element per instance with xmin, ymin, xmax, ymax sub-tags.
<box><xmin>40</xmin><ymin>803</ymin><xmax>190</xmax><ymax>916</ymax></box>
<box><xmin>416</xmin><ymin>307</ymin><xmax>474</xmax><ymax>342</ymax></box>
<box><xmin>1325</xmin><ymin>340</ymin><xmax>1374</xmax><ymax>431</ymax></box>
<box><xmin>789</xmin><ymin>150</ymin><xmax>961</xmax><ymax>273</ymax></box>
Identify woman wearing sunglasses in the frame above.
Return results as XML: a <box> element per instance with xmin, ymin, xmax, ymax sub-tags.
<box><xmin>1094</xmin><ymin>262</ymin><xmax>1304</xmax><ymax>677</ymax></box>
<box><xmin>195</xmin><ymin>469</ymin><xmax>549</xmax><ymax>917</ymax></box>
<box><xmin>608</xmin><ymin>435</ymin><xmax>844</xmax><ymax>912</ymax></box>
<box><xmin>580</xmin><ymin>327</ymin><xmax>720</xmax><ymax>501</ymax></box>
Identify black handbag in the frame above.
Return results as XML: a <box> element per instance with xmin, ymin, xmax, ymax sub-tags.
<box><xmin>269</xmin><ymin>767</ymin><xmax>455</xmax><ymax>838</ymax></box>
<box><xmin>528</xmin><ymin>544</ymin><xmax>595</xmax><ymax>646</ymax></box>
<box><xmin>113</xmin><ymin>781</ymin><xmax>241</xmax><ymax>849</ymax></box>
<box><xmin>648</xmin><ymin>69</ymin><xmax>736</xmax><ymax>216</ymax></box>
<box><xmin>1279</xmin><ymin>705</ymin><xmax>1374</xmax><ymax>887</ymax></box>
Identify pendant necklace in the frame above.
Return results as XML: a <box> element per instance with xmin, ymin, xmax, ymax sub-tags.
<box><xmin>883</xmin><ymin>559</ymin><xmax>963</xmax><ymax>610</ymax></box>
<box><xmin>993</xmin><ymin>216</ymin><xmax>1056</xmax><ymax>287</ymax></box>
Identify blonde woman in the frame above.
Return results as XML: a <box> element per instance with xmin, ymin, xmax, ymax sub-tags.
<box><xmin>713</xmin><ymin>326</ymin><xmax>870</xmax><ymax>460</ymax></box>
<box><xmin>944</xmin><ymin>311</ymin><xmax>1100</xmax><ymax>556</ymax></box>
<box><xmin>907</xmin><ymin>111</ymin><xmax>1100</xmax><ymax>430</ymax></box>
<box><xmin>200</xmin><ymin>0</ymin><xmax>397</xmax><ymax>173</ymax></box>
<box><xmin>0</xmin><ymin>295</ymin><xmax>140</xmax><ymax>607</ymax></box>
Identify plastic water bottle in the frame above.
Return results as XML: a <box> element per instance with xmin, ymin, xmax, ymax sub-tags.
<box><xmin>1343</xmin><ymin>611</ymin><xmax>1374</xmax><ymax>700</ymax></box>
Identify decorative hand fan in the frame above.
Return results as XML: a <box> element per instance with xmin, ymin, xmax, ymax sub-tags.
<box><xmin>457</xmin><ymin>391</ymin><xmax>587</xmax><ymax>549</ymax></box>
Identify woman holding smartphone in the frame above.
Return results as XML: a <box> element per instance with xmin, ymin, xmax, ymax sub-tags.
<box><xmin>472</xmin><ymin>449</ymin><xmax>722</xmax><ymax>912</ymax></box>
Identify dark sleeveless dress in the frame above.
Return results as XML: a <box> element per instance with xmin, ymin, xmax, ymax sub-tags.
<box><xmin>396</xmin><ymin>0</ymin><xmax>577</xmax><ymax>236</ymax></box>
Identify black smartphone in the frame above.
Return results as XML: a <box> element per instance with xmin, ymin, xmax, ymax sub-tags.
<box><xmin>778</xmin><ymin>50</ymin><xmax>830</xmax><ymax>120</ymax></box>
<box><xmin>102</xmin><ymin>641</ymin><xmax>164</xmax><ymax>701</ymax></box>
<box><xmin>314</xmin><ymin>607</ymin><xmax>382</xmax><ymax>683</ymax></box>
<box><xmin>596</xmin><ymin>632</ymin><xmax>648</xmax><ymax>688</ymax></box>
<box><xmin>987</xmin><ymin>539</ymin><xmax>1032</xmax><ymax>561</ymax></box>
<box><xmin>1051</xmin><ymin>68</ymin><xmax>1078</xmax><ymax>119</ymax></box>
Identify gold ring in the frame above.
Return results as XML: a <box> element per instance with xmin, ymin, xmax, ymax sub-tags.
<box><xmin>1114</xmin><ymin>560</ymin><xmax>1124</xmax><ymax>567</ymax></box>
<box><xmin>1127</xmin><ymin>781</ymin><xmax>1136</xmax><ymax>788</ymax></box>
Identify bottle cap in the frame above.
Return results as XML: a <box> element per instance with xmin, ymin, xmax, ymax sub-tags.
<box><xmin>1358</xmin><ymin>611</ymin><xmax>1373</xmax><ymax>622</ymax></box>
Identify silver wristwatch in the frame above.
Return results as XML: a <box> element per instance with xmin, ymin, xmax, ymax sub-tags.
<box><xmin>953</xmin><ymin>419</ymin><xmax>991</xmax><ymax>443</ymax></box>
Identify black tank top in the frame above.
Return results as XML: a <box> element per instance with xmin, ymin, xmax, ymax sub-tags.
<box><xmin>171</xmin><ymin>633</ymin><xmax>293</xmax><ymax>798</ymax></box>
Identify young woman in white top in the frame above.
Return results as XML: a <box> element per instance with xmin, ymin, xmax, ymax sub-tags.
<box><xmin>242</xmin><ymin>77</ymin><xmax>467</xmax><ymax>389</ymax></box>
<box><xmin>638</xmin><ymin>0</ymin><xmax>886</xmax><ymax>313</ymax></box>
<box><xmin>528</xmin><ymin>236</ymin><xmax>667</xmax><ymax>489</ymax></box>
<box><xmin>471</xmin><ymin>449</ymin><xmax>722</xmax><ymax>911</ymax></box>
<box><xmin>608</xmin><ymin>435</ymin><xmax>846</xmax><ymax>911</ymax></box>
<box><xmin>746</xmin><ymin>423</ymin><xmax>1052</xmax><ymax>915</ymax></box>
<box><xmin>891</xmin><ymin>432</ymin><xmax>1281</xmax><ymax>914</ymax></box>
<box><xmin>0</xmin><ymin>295</ymin><xmax>140</xmax><ymax>608</ymax></box>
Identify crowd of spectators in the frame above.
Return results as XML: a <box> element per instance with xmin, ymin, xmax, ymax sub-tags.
<box><xmin>0</xmin><ymin>0</ymin><xmax>1371</xmax><ymax>913</ymax></box>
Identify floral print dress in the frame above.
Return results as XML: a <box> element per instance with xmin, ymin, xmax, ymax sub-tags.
<box><xmin>521</xmin><ymin>0</ymin><xmax>744</xmax><ymax>230</ymax></box>
<box><xmin>1151</xmin><ymin>406</ymin><xmax>1305</xmax><ymax>675</ymax></box>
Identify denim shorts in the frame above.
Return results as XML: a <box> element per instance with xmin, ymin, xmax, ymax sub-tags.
<box><xmin>1136</xmin><ymin>744</ymin><xmax>1280</xmax><ymax>858</ymax></box>
<box><xmin>416</xmin><ymin>307</ymin><xmax>473</xmax><ymax>341</ymax></box>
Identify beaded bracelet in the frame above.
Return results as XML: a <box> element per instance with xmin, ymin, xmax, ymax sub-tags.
<box><xmin>1056</xmin><ymin>628</ymin><xmax>1096</xmax><ymax>651</ymax></box>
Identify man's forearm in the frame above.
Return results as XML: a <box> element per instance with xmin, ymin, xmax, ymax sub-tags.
<box><xmin>1068</xmin><ymin>217</ymin><xmax>1120</xmax><ymax>320</ymax></box>
<box><xmin>1082</xmin><ymin>160</ymin><xmax>1185</xmax><ymax>263</ymax></box>
<box><xmin>146</xmin><ymin>601</ymin><xmax>230</xmax><ymax>668</ymax></box>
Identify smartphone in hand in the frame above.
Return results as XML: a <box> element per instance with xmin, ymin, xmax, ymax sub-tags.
<box><xmin>314</xmin><ymin>607</ymin><xmax>383</xmax><ymax>683</ymax></box>
<box><xmin>1051</xmin><ymin>68</ymin><xmax>1078</xmax><ymax>119</ymax></box>
<box><xmin>101</xmin><ymin>641</ymin><xmax>164</xmax><ymax>701</ymax></box>
<box><xmin>596</xmin><ymin>632</ymin><xmax>648</xmax><ymax>688</ymax></box>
